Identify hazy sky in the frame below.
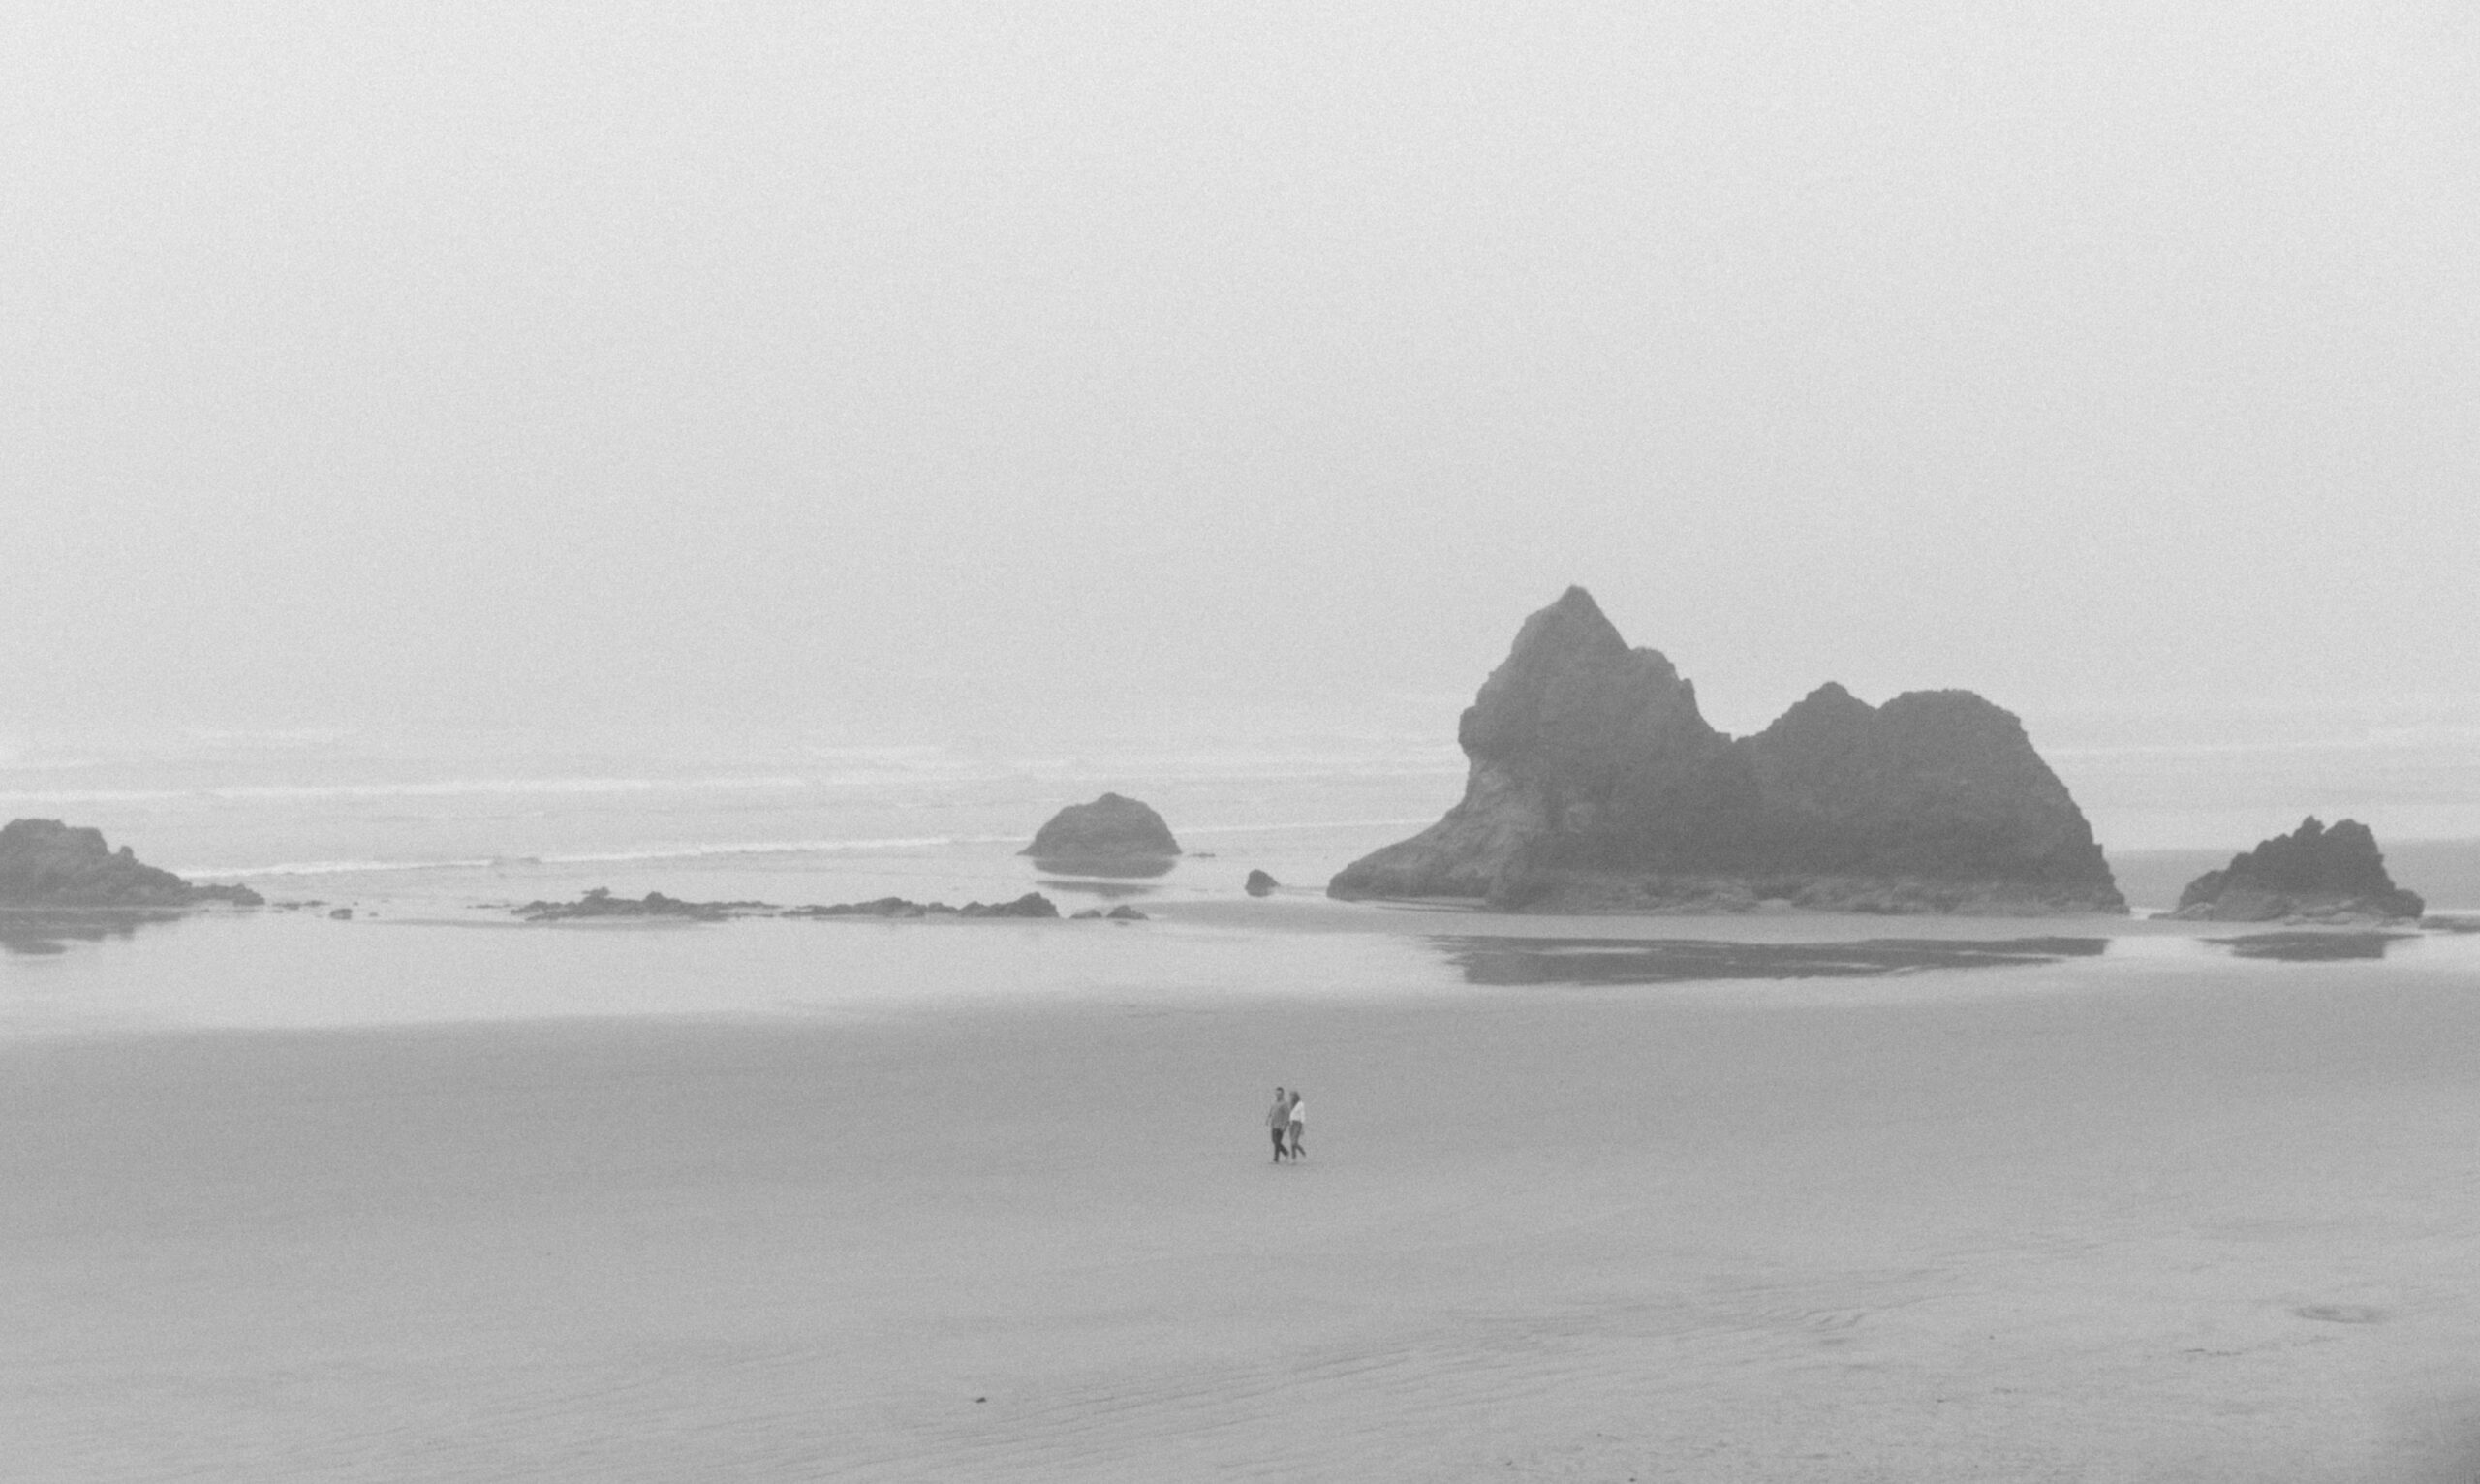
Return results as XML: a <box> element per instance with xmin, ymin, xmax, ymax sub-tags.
<box><xmin>7</xmin><ymin>4</ymin><xmax>2475</xmax><ymax>744</ymax></box>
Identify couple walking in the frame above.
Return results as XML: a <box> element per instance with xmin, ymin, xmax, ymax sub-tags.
<box><xmin>1266</xmin><ymin>1087</ymin><xmax>1308</xmax><ymax>1162</ymax></box>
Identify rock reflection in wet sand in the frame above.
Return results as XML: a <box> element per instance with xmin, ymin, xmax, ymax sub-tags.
<box><xmin>0</xmin><ymin>911</ymin><xmax>178</xmax><ymax>957</ymax></box>
<box><xmin>1036</xmin><ymin>879</ymin><xmax>1161</xmax><ymax>899</ymax></box>
<box><xmin>1439</xmin><ymin>935</ymin><xmax>2110</xmax><ymax>986</ymax></box>
<box><xmin>2209</xmin><ymin>931</ymin><xmax>2408</xmax><ymax>962</ymax></box>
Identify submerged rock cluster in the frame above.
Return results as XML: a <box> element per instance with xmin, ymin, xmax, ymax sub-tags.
<box><xmin>1329</xmin><ymin>587</ymin><xmax>2124</xmax><ymax>914</ymax></box>
<box><xmin>785</xmin><ymin>892</ymin><xmax>1060</xmax><ymax>920</ymax></box>
<box><xmin>514</xmin><ymin>887</ymin><xmax>772</xmax><ymax>921</ymax></box>
<box><xmin>515</xmin><ymin>888</ymin><xmax>1064</xmax><ymax>921</ymax></box>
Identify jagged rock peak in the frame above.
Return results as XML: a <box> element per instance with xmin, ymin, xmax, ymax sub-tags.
<box><xmin>1023</xmin><ymin>792</ymin><xmax>1182</xmax><ymax>859</ymax></box>
<box><xmin>1329</xmin><ymin>588</ymin><xmax>2123</xmax><ymax>915</ymax></box>
<box><xmin>2172</xmin><ymin>817</ymin><xmax>2424</xmax><ymax>922</ymax></box>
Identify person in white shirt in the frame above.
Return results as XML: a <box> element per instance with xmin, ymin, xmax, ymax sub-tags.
<box><xmin>1286</xmin><ymin>1090</ymin><xmax>1306</xmax><ymax>1160</ymax></box>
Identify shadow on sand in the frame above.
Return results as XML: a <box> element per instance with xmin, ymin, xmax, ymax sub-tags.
<box><xmin>1438</xmin><ymin>935</ymin><xmax>2110</xmax><ymax>987</ymax></box>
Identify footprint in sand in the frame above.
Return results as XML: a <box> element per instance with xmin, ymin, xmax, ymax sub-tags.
<box><xmin>2294</xmin><ymin>1304</ymin><xmax>2388</xmax><ymax>1325</ymax></box>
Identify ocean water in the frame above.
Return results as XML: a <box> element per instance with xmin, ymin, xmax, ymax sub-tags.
<box><xmin>0</xmin><ymin>726</ymin><xmax>1467</xmax><ymax>910</ymax></box>
<box><xmin>7</xmin><ymin>719</ymin><xmax>2480</xmax><ymax>1037</ymax></box>
<box><xmin>0</xmin><ymin>727</ymin><xmax>1472</xmax><ymax>1036</ymax></box>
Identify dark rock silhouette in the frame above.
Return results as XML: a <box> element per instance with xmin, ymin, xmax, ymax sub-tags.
<box><xmin>1244</xmin><ymin>869</ymin><xmax>1279</xmax><ymax>897</ymax></box>
<box><xmin>1024</xmin><ymin>793</ymin><xmax>1180</xmax><ymax>870</ymax></box>
<box><xmin>518</xmin><ymin>887</ymin><xmax>1062</xmax><ymax>921</ymax></box>
<box><xmin>2171</xmin><ymin>818</ymin><xmax>2425</xmax><ymax>922</ymax></box>
<box><xmin>1329</xmin><ymin>587</ymin><xmax>2124</xmax><ymax>914</ymax></box>
<box><xmin>1073</xmin><ymin>904</ymin><xmax>1151</xmax><ymax>920</ymax></box>
<box><xmin>786</xmin><ymin>892</ymin><xmax>1059</xmax><ymax>920</ymax></box>
<box><xmin>516</xmin><ymin>887</ymin><xmax>774</xmax><ymax>921</ymax></box>
<box><xmin>0</xmin><ymin>819</ymin><xmax>263</xmax><ymax>907</ymax></box>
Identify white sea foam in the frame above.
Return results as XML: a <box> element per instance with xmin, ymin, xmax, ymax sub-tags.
<box><xmin>183</xmin><ymin>857</ymin><xmax>509</xmax><ymax>879</ymax></box>
<box><xmin>179</xmin><ymin>835</ymin><xmax>1021</xmax><ymax>879</ymax></box>
<box><xmin>175</xmin><ymin>818</ymin><xmax>1438</xmax><ymax>879</ymax></box>
<box><xmin>0</xmin><ymin>775</ymin><xmax>816</xmax><ymax>807</ymax></box>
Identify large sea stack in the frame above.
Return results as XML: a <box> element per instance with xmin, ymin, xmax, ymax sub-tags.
<box><xmin>2170</xmin><ymin>817</ymin><xmax>2424</xmax><ymax>922</ymax></box>
<box><xmin>1329</xmin><ymin>588</ymin><xmax>2124</xmax><ymax>914</ymax></box>
<box><xmin>0</xmin><ymin>819</ymin><xmax>263</xmax><ymax>907</ymax></box>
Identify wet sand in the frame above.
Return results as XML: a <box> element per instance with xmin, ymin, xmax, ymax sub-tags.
<box><xmin>8</xmin><ymin>943</ymin><xmax>2480</xmax><ymax>1481</ymax></box>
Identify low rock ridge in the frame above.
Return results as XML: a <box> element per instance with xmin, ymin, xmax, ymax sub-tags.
<box><xmin>2169</xmin><ymin>818</ymin><xmax>2424</xmax><ymax>922</ymax></box>
<box><xmin>0</xmin><ymin>819</ymin><xmax>263</xmax><ymax>907</ymax></box>
<box><xmin>515</xmin><ymin>887</ymin><xmax>774</xmax><ymax>921</ymax></box>
<box><xmin>1023</xmin><ymin>793</ymin><xmax>1181</xmax><ymax>868</ymax></box>
<box><xmin>1328</xmin><ymin>587</ymin><xmax>2124</xmax><ymax>915</ymax></box>
<box><xmin>513</xmin><ymin>887</ymin><xmax>1061</xmax><ymax>921</ymax></box>
<box><xmin>785</xmin><ymin>892</ymin><xmax>1059</xmax><ymax>920</ymax></box>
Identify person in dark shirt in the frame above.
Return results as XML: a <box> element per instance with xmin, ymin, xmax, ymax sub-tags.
<box><xmin>1266</xmin><ymin>1087</ymin><xmax>1291</xmax><ymax>1161</ymax></box>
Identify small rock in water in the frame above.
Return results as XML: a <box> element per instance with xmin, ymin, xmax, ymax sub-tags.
<box><xmin>1244</xmin><ymin>869</ymin><xmax>1279</xmax><ymax>897</ymax></box>
<box><xmin>1104</xmin><ymin>905</ymin><xmax>1147</xmax><ymax>921</ymax></box>
<box><xmin>328</xmin><ymin>907</ymin><xmax>353</xmax><ymax>920</ymax></box>
<box><xmin>1023</xmin><ymin>794</ymin><xmax>1181</xmax><ymax>878</ymax></box>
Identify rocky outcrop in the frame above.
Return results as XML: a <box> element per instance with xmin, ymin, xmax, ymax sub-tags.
<box><xmin>514</xmin><ymin>888</ymin><xmax>1064</xmax><ymax>922</ymax></box>
<box><xmin>2171</xmin><ymin>818</ymin><xmax>2424</xmax><ymax>922</ymax></box>
<box><xmin>1329</xmin><ymin>588</ymin><xmax>2124</xmax><ymax>915</ymax></box>
<box><xmin>1244</xmin><ymin>869</ymin><xmax>1279</xmax><ymax>897</ymax></box>
<box><xmin>1023</xmin><ymin>793</ymin><xmax>1181</xmax><ymax>868</ymax></box>
<box><xmin>786</xmin><ymin>892</ymin><xmax>1060</xmax><ymax>920</ymax></box>
<box><xmin>0</xmin><ymin>819</ymin><xmax>263</xmax><ymax>907</ymax></box>
<box><xmin>515</xmin><ymin>887</ymin><xmax>773</xmax><ymax>921</ymax></box>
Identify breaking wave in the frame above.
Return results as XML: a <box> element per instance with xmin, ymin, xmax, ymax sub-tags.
<box><xmin>175</xmin><ymin>818</ymin><xmax>1436</xmax><ymax>879</ymax></box>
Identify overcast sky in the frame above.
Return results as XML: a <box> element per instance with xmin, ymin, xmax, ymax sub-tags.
<box><xmin>6</xmin><ymin>4</ymin><xmax>2474</xmax><ymax>745</ymax></box>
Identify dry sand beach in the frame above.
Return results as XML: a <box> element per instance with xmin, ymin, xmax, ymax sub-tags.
<box><xmin>8</xmin><ymin>903</ymin><xmax>2480</xmax><ymax>1481</ymax></box>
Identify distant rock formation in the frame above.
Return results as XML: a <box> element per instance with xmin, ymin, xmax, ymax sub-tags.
<box><xmin>515</xmin><ymin>887</ymin><xmax>773</xmax><ymax>921</ymax></box>
<box><xmin>1071</xmin><ymin>905</ymin><xmax>1150</xmax><ymax>920</ymax></box>
<box><xmin>1244</xmin><ymin>869</ymin><xmax>1279</xmax><ymax>897</ymax></box>
<box><xmin>518</xmin><ymin>888</ymin><xmax>1064</xmax><ymax>921</ymax></box>
<box><xmin>1329</xmin><ymin>588</ymin><xmax>2124</xmax><ymax>915</ymax></box>
<box><xmin>2171</xmin><ymin>818</ymin><xmax>2425</xmax><ymax>922</ymax></box>
<box><xmin>0</xmin><ymin>819</ymin><xmax>263</xmax><ymax>907</ymax></box>
<box><xmin>1023</xmin><ymin>793</ymin><xmax>1181</xmax><ymax>871</ymax></box>
<box><xmin>787</xmin><ymin>892</ymin><xmax>1060</xmax><ymax>920</ymax></box>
